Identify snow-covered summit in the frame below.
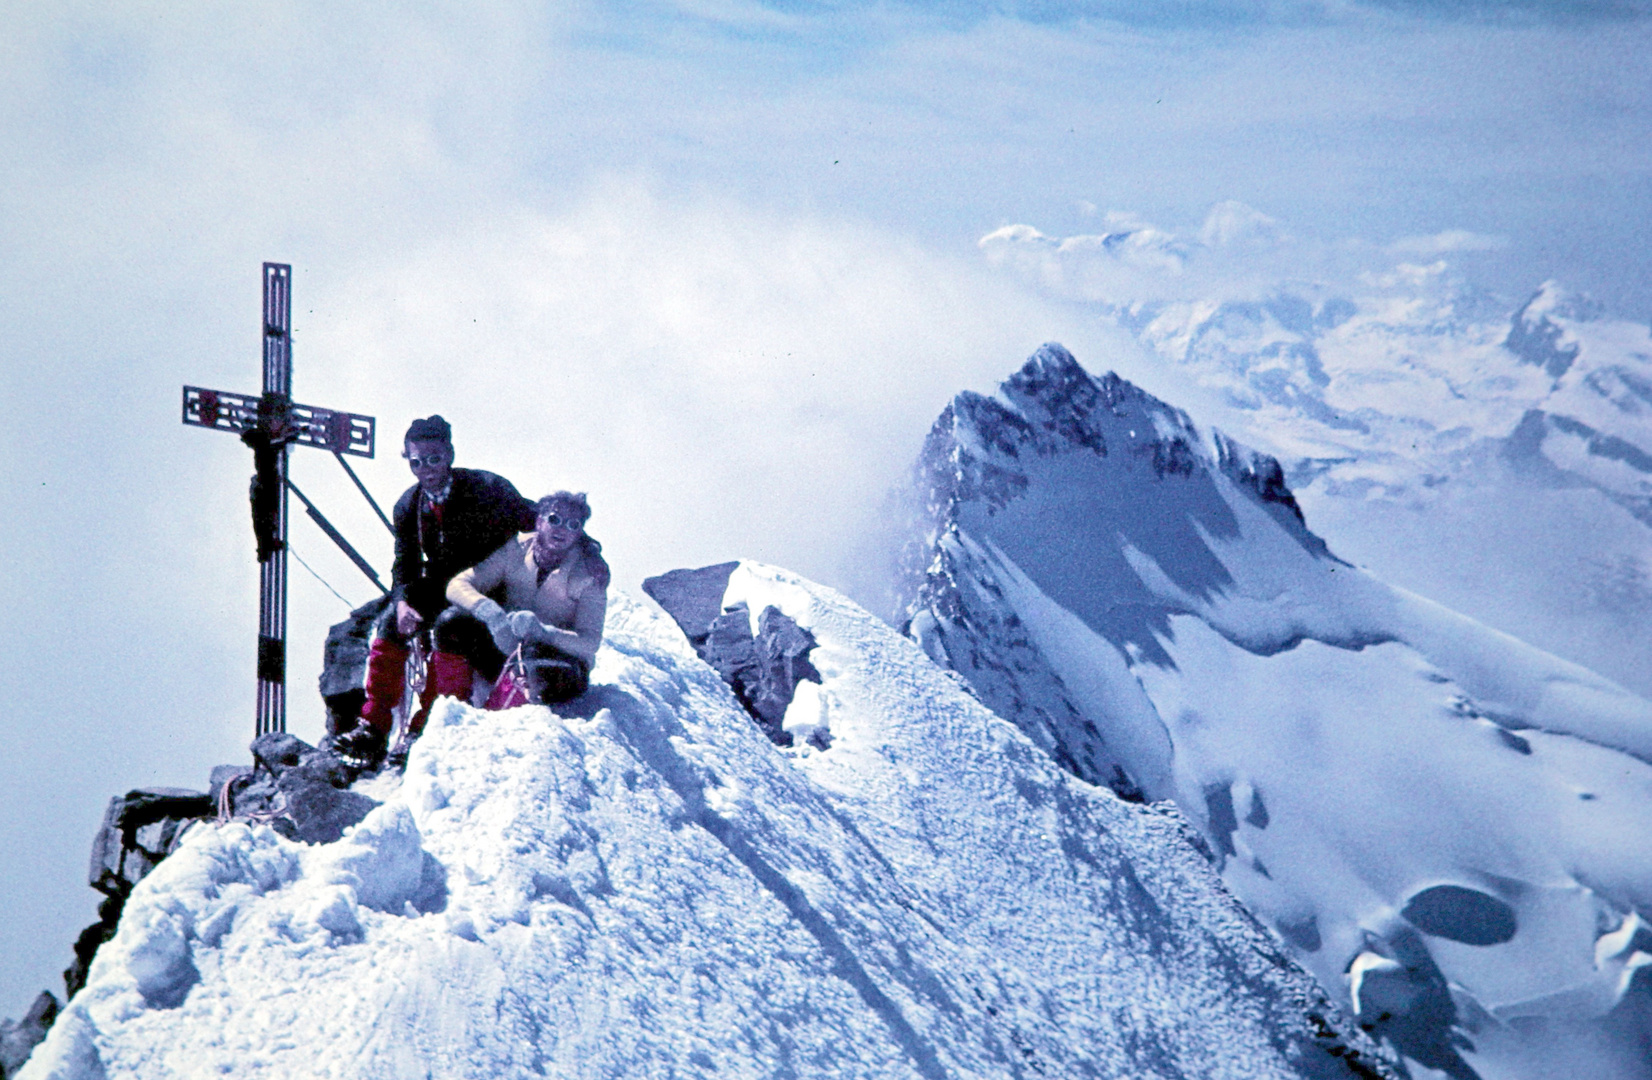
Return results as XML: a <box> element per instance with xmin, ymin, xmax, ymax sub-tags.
<box><xmin>21</xmin><ymin>572</ymin><xmax>1390</xmax><ymax>1080</ymax></box>
<box><xmin>901</xmin><ymin>344</ymin><xmax>1652</xmax><ymax>1080</ymax></box>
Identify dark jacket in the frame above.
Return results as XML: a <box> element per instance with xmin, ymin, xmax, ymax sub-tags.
<box><xmin>392</xmin><ymin>468</ymin><xmax>536</xmax><ymax>618</ymax></box>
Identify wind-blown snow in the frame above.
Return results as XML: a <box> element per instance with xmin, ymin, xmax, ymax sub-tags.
<box><xmin>21</xmin><ymin>573</ymin><xmax>1389</xmax><ymax>1080</ymax></box>
<box><xmin>904</xmin><ymin>345</ymin><xmax>1652</xmax><ymax>1080</ymax></box>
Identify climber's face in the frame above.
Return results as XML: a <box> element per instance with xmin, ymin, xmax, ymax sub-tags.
<box><xmin>404</xmin><ymin>439</ymin><xmax>454</xmax><ymax>495</ymax></box>
<box><xmin>535</xmin><ymin>504</ymin><xmax>584</xmax><ymax>557</ymax></box>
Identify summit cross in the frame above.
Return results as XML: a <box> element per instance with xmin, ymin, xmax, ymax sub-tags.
<box><xmin>182</xmin><ymin>263</ymin><xmax>383</xmax><ymax>737</ymax></box>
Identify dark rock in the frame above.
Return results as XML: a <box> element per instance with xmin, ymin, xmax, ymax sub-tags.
<box><xmin>63</xmin><ymin>917</ymin><xmax>113</xmax><ymax>1003</ymax></box>
<box><xmin>0</xmin><ymin>990</ymin><xmax>59</xmax><ymax>1078</ymax></box>
<box><xmin>701</xmin><ymin>601</ymin><xmax>825</xmax><ymax>742</ymax></box>
<box><xmin>642</xmin><ymin>562</ymin><xmax>740</xmax><ymax>645</ymax></box>
<box><xmin>1278</xmin><ymin>914</ymin><xmax>1322</xmax><ymax>953</ymax></box>
<box><xmin>221</xmin><ymin>736</ymin><xmax>377</xmax><ymax>844</ymax></box>
<box><xmin>77</xmin><ymin>788</ymin><xmax>211</xmax><ymax>1004</ymax></box>
<box><xmin>296</xmin><ymin>747</ymin><xmax>352</xmax><ymax>789</ymax></box>
<box><xmin>1401</xmin><ymin>885</ymin><xmax>1517</xmax><ymax>947</ymax></box>
<box><xmin>208</xmin><ymin>764</ymin><xmax>250</xmax><ymax>809</ymax></box>
<box><xmin>277</xmin><ymin>768</ymin><xmax>378</xmax><ymax>845</ymax></box>
<box><xmin>251</xmin><ymin>732</ymin><xmax>309</xmax><ymax>774</ymax></box>
<box><xmin>704</xmin><ymin>604</ymin><xmax>759</xmax><ymax>685</ymax></box>
<box><xmin>222</xmin><ymin>772</ymin><xmax>281</xmax><ymax>820</ymax></box>
<box><xmin>60</xmin><ymin>892</ymin><xmax>130</xmax><ymax>1005</ymax></box>
<box><xmin>1202</xmin><ymin>782</ymin><xmax>1239</xmax><ymax>864</ymax></box>
<box><xmin>319</xmin><ymin>596</ymin><xmax>393</xmax><ymax>736</ymax></box>
<box><xmin>750</xmin><ymin>605</ymin><xmax>823</xmax><ymax>730</ymax></box>
<box><xmin>88</xmin><ymin>788</ymin><xmax>213</xmax><ymax>897</ymax></box>
<box><xmin>644</xmin><ymin>566</ymin><xmax>826</xmax><ymax>747</ymax></box>
<box><xmin>1505</xmin><ymin>290</ymin><xmax>1582</xmax><ymax>380</ymax></box>
<box><xmin>1350</xmin><ymin>930</ymin><xmax>1477</xmax><ymax>1080</ymax></box>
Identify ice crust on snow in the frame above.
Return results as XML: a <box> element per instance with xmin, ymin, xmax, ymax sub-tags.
<box><xmin>903</xmin><ymin>344</ymin><xmax>1652</xmax><ymax>1080</ymax></box>
<box><xmin>20</xmin><ymin>576</ymin><xmax>1390</xmax><ymax>1080</ymax></box>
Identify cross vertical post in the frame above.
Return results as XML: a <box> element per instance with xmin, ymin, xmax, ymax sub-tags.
<box><xmin>256</xmin><ymin>263</ymin><xmax>292</xmax><ymax>735</ymax></box>
<box><xmin>183</xmin><ymin>263</ymin><xmax>379</xmax><ymax>742</ymax></box>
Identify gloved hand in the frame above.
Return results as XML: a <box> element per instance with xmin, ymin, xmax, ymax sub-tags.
<box><xmin>513</xmin><ymin>611</ymin><xmax>563</xmax><ymax>645</ymax></box>
<box><xmin>471</xmin><ymin>599</ymin><xmax>516</xmax><ymax>654</ymax></box>
<box><xmin>506</xmin><ymin>609</ymin><xmax>541</xmax><ymax>643</ymax></box>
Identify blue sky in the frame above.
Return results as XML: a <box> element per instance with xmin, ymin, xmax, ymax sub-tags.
<box><xmin>2</xmin><ymin>0</ymin><xmax>1649</xmax><ymax>1014</ymax></box>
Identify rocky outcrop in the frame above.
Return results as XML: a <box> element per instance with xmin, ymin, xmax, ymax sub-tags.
<box><xmin>223</xmin><ymin>733</ymin><xmax>380</xmax><ymax>845</ymax></box>
<box><xmin>318</xmin><ymin>596</ymin><xmax>393</xmax><ymax>736</ymax></box>
<box><xmin>70</xmin><ymin>787</ymin><xmax>217</xmax><ymax>1001</ymax></box>
<box><xmin>6</xmin><ymin>732</ymin><xmax>383</xmax><ymax>1076</ymax></box>
<box><xmin>0</xmin><ymin>992</ymin><xmax>58</xmax><ymax>1079</ymax></box>
<box><xmin>87</xmin><ymin>788</ymin><xmax>214</xmax><ymax>900</ymax></box>
<box><xmin>644</xmin><ymin>563</ymin><xmax>826</xmax><ymax>747</ymax></box>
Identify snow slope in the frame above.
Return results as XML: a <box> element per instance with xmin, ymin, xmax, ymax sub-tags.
<box><xmin>20</xmin><ymin>573</ymin><xmax>1391</xmax><ymax>1080</ymax></box>
<box><xmin>902</xmin><ymin>345</ymin><xmax>1652</xmax><ymax>1080</ymax></box>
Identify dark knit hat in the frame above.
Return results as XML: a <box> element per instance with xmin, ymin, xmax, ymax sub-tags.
<box><xmin>404</xmin><ymin>415</ymin><xmax>452</xmax><ymax>444</ymax></box>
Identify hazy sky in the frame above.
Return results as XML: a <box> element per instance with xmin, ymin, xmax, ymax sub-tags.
<box><xmin>3</xmin><ymin>0</ymin><xmax>1649</xmax><ymax>1013</ymax></box>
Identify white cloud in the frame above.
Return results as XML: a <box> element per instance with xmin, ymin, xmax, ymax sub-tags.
<box><xmin>1389</xmin><ymin>229</ymin><xmax>1509</xmax><ymax>255</ymax></box>
<box><xmin>1200</xmin><ymin>200</ymin><xmax>1282</xmax><ymax>247</ymax></box>
<box><xmin>975</xmin><ymin>202</ymin><xmax>1514</xmax><ymax>307</ymax></box>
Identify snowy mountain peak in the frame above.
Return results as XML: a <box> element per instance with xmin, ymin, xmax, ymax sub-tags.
<box><xmin>1504</xmin><ymin>281</ymin><xmax>1600</xmax><ymax>380</ymax></box>
<box><xmin>905</xmin><ymin>348</ymin><xmax>1337</xmax><ymax>805</ymax></box>
<box><xmin>901</xmin><ymin>345</ymin><xmax>1652</xmax><ymax>1080</ymax></box>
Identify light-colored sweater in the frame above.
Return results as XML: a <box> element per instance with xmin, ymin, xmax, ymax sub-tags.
<box><xmin>447</xmin><ymin>533</ymin><xmax>608</xmax><ymax>662</ymax></box>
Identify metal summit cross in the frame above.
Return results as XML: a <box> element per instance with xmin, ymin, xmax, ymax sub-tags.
<box><xmin>183</xmin><ymin>263</ymin><xmax>388</xmax><ymax>737</ymax></box>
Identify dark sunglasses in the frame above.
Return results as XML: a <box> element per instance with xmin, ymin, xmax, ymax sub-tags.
<box><xmin>540</xmin><ymin>511</ymin><xmax>585</xmax><ymax>529</ymax></box>
<box><xmin>404</xmin><ymin>453</ymin><xmax>449</xmax><ymax>468</ymax></box>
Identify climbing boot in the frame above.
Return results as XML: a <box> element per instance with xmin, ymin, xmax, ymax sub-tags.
<box><xmin>385</xmin><ymin>729</ymin><xmax>419</xmax><ymax>772</ymax></box>
<box><xmin>331</xmin><ymin>724</ymin><xmax>389</xmax><ymax>770</ymax></box>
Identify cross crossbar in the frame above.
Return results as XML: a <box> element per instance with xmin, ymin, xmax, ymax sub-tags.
<box><xmin>182</xmin><ymin>386</ymin><xmax>375</xmax><ymax>457</ymax></box>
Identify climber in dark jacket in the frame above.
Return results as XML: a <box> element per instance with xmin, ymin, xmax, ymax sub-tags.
<box><xmin>332</xmin><ymin>415</ymin><xmax>535</xmax><ymax>767</ymax></box>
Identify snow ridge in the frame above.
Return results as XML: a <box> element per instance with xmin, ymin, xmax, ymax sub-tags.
<box><xmin>22</xmin><ymin>578</ymin><xmax>1390</xmax><ymax>1080</ymax></box>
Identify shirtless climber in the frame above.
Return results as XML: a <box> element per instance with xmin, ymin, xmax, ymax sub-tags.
<box><xmin>331</xmin><ymin>415</ymin><xmax>535</xmax><ymax>768</ymax></box>
<box><xmin>447</xmin><ymin>491</ymin><xmax>610</xmax><ymax>706</ymax></box>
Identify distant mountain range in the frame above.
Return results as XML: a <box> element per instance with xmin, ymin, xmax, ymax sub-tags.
<box><xmin>1114</xmin><ymin>278</ymin><xmax>1652</xmax><ymax>701</ymax></box>
<box><xmin>982</xmin><ymin>213</ymin><xmax>1652</xmax><ymax>697</ymax></box>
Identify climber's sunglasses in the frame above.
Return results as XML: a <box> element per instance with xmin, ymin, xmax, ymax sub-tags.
<box><xmin>404</xmin><ymin>452</ymin><xmax>450</xmax><ymax>468</ymax></box>
<box><xmin>539</xmin><ymin>510</ymin><xmax>585</xmax><ymax>530</ymax></box>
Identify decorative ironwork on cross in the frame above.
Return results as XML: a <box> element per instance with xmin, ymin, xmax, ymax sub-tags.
<box><xmin>183</xmin><ymin>263</ymin><xmax>391</xmax><ymax>737</ymax></box>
